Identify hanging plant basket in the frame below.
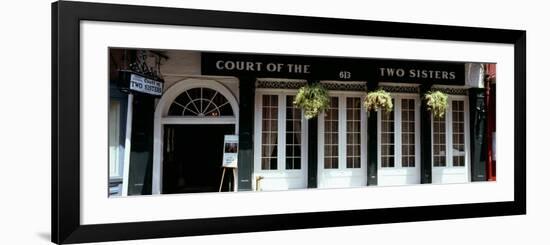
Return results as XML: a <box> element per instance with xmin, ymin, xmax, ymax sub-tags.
<box><xmin>364</xmin><ymin>89</ymin><xmax>393</xmax><ymax>113</ymax></box>
<box><xmin>293</xmin><ymin>83</ymin><xmax>330</xmax><ymax>119</ymax></box>
<box><xmin>424</xmin><ymin>90</ymin><xmax>448</xmax><ymax>119</ymax></box>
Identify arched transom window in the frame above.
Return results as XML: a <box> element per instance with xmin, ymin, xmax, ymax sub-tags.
<box><xmin>167</xmin><ymin>87</ymin><xmax>234</xmax><ymax>117</ymax></box>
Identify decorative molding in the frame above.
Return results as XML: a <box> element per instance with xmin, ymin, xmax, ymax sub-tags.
<box><xmin>320</xmin><ymin>81</ymin><xmax>367</xmax><ymax>91</ymax></box>
<box><xmin>255</xmin><ymin>79</ymin><xmax>307</xmax><ymax>89</ymax></box>
<box><xmin>431</xmin><ymin>87</ymin><xmax>468</xmax><ymax>95</ymax></box>
<box><xmin>256</xmin><ymin>79</ymin><xmax>369</xmax><ymax>91</ymax></box>
<box><xmin>378</xmin><ymin>85</ymin><xmax>419</xmax><ymax>94</ymax></box>
<box><xmin>376</xmin><ymin>85</ymin><xmax>467</xmax><ymax>95</ymax></box>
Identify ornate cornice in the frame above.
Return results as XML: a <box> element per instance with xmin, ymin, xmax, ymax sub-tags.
<box><xmin>255</xmin><ymin>79</ymin><xmax>307</xmax><ymax>89</ymax></box>
<box><xmin>320</xmin><ymin>81</ymin><xmax>367</xmax><ymax>91</ymax></box>
<box><xmin>255</xmin><ymin>79</ymin><xmax>368</xmax><ymax>91</ymax></box>
<box><xmin>431</xmin><ymin>87</ymin><xmax>468</xmax><ymax>95</ymax></box>
<box><xmin>378</xmin><ymin>85</ymin><xmax>419</xmax><ymax>94</ymax></box>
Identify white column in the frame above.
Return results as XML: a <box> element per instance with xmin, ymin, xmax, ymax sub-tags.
<box><xmin>121</xmin><ymin>94</ymin><xmax>134</xmax><ymax>196</ymax></box>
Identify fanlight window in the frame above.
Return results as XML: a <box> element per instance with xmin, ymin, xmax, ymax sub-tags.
<box><xmin>168</xmin><ymin>87</ymin><xmax>234</xmax><ymax>117</ymax></box>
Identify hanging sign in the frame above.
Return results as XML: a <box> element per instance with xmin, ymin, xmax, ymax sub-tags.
<box><xmin>129</xmin><ymin>73</ymin><xmax>163</xmax><ymax>96</ymax></box>
<box><xmin>118</xmin><ymin>70</ymin><xmax>164</xmax><ymax>97</ymax></box>
<box><xmin>222</xmin><ymin>135</ymin><xmax>239</xmax><ymax>168</ymax></box>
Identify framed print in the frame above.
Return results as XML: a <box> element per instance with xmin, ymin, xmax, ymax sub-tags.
<box><xmin>52</xmin><ymin>1</ymin><xmax>526</xmax><ymax>244</ymax></box>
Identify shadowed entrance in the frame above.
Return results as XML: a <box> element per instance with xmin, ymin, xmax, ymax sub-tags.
<box><xmin>162</xmin><ymin>124</ymin><xmax>235</xmax><ymax>194</ymax></box>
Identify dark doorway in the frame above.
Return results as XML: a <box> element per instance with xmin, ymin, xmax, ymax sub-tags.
<box><xmin>162</xmin><ymin>124</ymin><xmax>235</xmax><ymax>194</ymax></box>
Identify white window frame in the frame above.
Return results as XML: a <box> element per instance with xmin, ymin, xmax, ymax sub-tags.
<box><xmin>317</xmin><ymin>91</ymin><xmax>367</xmax><ymax>188</ymax></box>
<box><xmin>377</xmin><ymin>93</ymin><xmax>421</xmax><ymax>169</ymax></box>
<box><xmin>253</xmin><ymin>89</ymin><xmax>308</xmax><ymax>190</ymax></box>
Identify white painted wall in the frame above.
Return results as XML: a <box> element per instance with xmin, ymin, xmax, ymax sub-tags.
<box><xmin>157</xmin><ymin>49</ymin><xmax>240</xmax><ymax>98</ymax></box>
<box><xmin>1</xmin><ymin>0</ymin><xmax>548</xmax><ymax>245</ymax></box>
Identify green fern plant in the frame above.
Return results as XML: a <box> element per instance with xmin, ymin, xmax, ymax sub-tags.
<box><xmin>294</xmin><ymin>83</ymin><xmax>330</xmax><ymax>119</ymax></box>
<box><xmin>424</xmin><ymin>90</ymin><xmax>448</xmax><ymax>118</ymax></box>
<box><xmin>364</xmin><ymin>89</ymin><xmax>393</xmax><ymax>113</ymax></box>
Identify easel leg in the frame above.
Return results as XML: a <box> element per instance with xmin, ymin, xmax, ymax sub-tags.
<box><xmin>219</xmin><ymin>168</ymin><xmax>226</xmax><ymax>192</ymax></box>
<box><xmin>232</xmin><ymin>169</ymin><xmax>237</xmax><ymax>192</ymax></box>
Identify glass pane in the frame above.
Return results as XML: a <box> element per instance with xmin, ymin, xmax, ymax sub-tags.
<box><xmin>285</xmin><ymin>95</ymin><xmax>302</xmax><ymax>169</ymax></box>
<box><xmin>380</xmin><ymin>100</ymin><xmax>395</xmax><ymax>168</ymax></box>
<box><xmin>324</xmin><ymin>97</ymin><xmax>339</xmax><ymax>169</ymax></box>
<box><xmin>433</xmin><ymin>114</ymin><xmax>446</xmax><ymax>167</ymax></box>
<box><xmin>401</xmin><ymin>99</ymin><xmax>416</xmax><ymax>168</ymax></box>
<box><xmin>346</xmin><ymin>97</ymin><xmax>361</xmax><ymax>168</ymax></box>
<box><xmin>452</xmin><ymin>100</ymin><xmax>465</xmax><ymax>167</ymax></box>
<box><xmin>261</xmin><ymin>95</ymin><xmax>278</xmax><ymax>170</ymax></box>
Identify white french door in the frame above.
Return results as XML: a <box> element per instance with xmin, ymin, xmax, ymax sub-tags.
<box><xmin>318</xmin><ymin>93</ymin><xmax>367</xmax><ymax>188</ymax></box>
<box><xmin>377</xmin><ymin>94</ymin><xmax>421</xmax><ymax>186</ymax></box>
<box><xmin>253</xmin><ymin>90</ymin><xmax>308</xmax><ymax>190</ymax></box>
<box><xmin>431</xmin><ymin>97</ymin><xmax>470</xmax><ymax>184</ymax></box>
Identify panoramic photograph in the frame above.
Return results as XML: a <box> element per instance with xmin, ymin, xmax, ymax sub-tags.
<box><xmin>108</xmin><ymin>48</ymin><xmax>497</xmax><ymax>197</ymax></box>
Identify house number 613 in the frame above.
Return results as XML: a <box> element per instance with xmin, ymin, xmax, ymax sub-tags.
<box><xmin>339</xmin><ymin>71</ymin><xmax>351</xmax><ymax>79</ymax></box>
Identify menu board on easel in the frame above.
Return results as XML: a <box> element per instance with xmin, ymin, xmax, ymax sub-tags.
<box><xmin>219</xmin><ymin>135</ymin><xmax>238</xmax><ymax>192</ymax></box>
<box><xmin>222</xmin><ymin>135</ymin><xmax>238</xmax><ymax>168</ymax></box>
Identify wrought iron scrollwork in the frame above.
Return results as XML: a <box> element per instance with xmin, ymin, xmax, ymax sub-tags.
<box><xmin>128</xmin><ymin>50</ymin><xmax>164</xmax><ymax>81</ymax></box>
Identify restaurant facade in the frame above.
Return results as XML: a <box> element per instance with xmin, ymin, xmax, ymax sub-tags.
<box><xmin>108</xmin><ymin>49</ymin><xmax>494</xmax><ymax>196</ymax></box>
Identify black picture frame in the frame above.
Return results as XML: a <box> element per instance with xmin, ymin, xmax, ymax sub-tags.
<box><xmin>52</xmin><ymin>1</ymin><xmax>526</xmax><ymax>244</ymax></box>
